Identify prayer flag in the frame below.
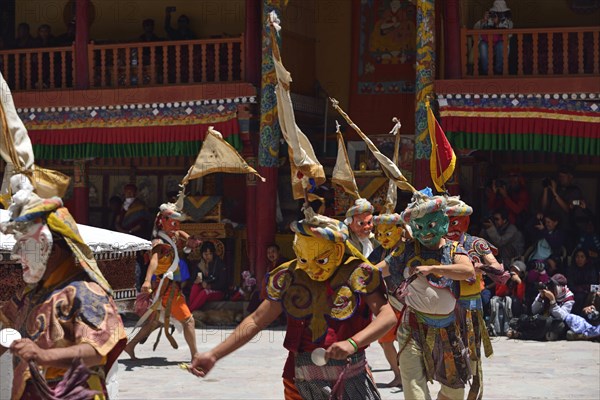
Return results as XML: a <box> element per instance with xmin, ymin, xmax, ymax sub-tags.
<box><xmin>427</xmin><ymin>101</ymin><xmax>456</xmax><ymax>192</ymax></box>
<box><xmin>181</xmin><ymin>127</ymin><xmax>265</xmax><ymax>184</ymax></box>
<box><xmin>332</xmin><ymin>124</ymin><xmax>360</xmax><ymax>199</ymax></box>
<box><xmin>269</xmin><ymin>11</ymin><xmax>326</xmax><ymax>200</ymax></box>
<box><xmin>330</xmin><ymin>99</ymin><xmax>415</xmax><ymax>194</ymax></box>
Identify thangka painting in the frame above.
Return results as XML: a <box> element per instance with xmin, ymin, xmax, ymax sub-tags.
<box><xmin>354</xmin><ymin>0</ymin><xmax>416</xmax><ymax>95</ymax></box>
<box><xmin>366</xmin><ymin>134</ymin><xmax>415</xmax><ymax>183</ymax></box>
<box><xmin>350</xmin><ymin>0</ymin><xmax>417</xmax><ymax>135</ymax></box>
<box><xmin>334</xmin><ymin>175</ymin><xmax>389</xmax><ymax>216</ymax></box>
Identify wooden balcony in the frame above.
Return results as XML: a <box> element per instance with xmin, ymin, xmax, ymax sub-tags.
<box><xmin>460</xmin><ymin>26</ymin><xmax>599</xmax><ymax>78</ymax></box>
<box><xmin>0</xmin><ymin>36</ymin><xmax>245</xmax><ymax>91</ymax></box>
<box><xmin>0</xmin><ymin>45</ymin><xmax>75</xmax><ymax>90</ymax></box>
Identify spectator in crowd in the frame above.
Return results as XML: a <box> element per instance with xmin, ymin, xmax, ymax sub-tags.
<box><xmin>164</xmin><ymin>7</ymin><xmax>197</xmax><ymax>40</ymax></box>
<box><xmin>115</xmin><ymin>183</ymin><xmax>152</xmax><ymax>239</ymax></box>
<box><xmin>136</xmin><ymin>18</ymin><xmax>163</xmax><ymax>84</ymax></box>
<box><xmin>477</xmin><ymin>1</ymin><xmax>513</xmax><ymax>75</ymax></box>
<box><xmin>246</xmin><ymin>243</ymin><xmax>289</xmax><ymax>317</ymax></box>
<box><xmin>188</xmin><ymin>241</ymin><xmax>228</xmax><ymax>312</ymax></box>
<box><xmin>528</xmin><ymin>211</ymin><xmax>566</xmax><ymax>275</ymax></box>
<box><xmin>486</xmin><ymin>171</ymin><xmax>530</xmax><ymax>229</ymax></box>
<box><xmin>468</xmin><ymin>9</ymin><xmax>492</xmax><ymax>75</ymax></box>
<box><xmin>508</xmin><ymin>274</ymin><xmax>574</xmax><ymax>341</ymax></box>
<box><xmin>567</xmin><ymin>249</ymin><xmax>598</xmax><ymax>315</ymax></box>
<box><xmin>541</xmin><ymin>165</ymin><xmax>584</xmax><ymax>246</ymax></box>
<box><xmin>563</xmin><ymin>288</ymin><xmax>600</xmax><ymax>341</ymax></box>
<box><xmin>107</xmin><ymin>195</ymin><xmax>123</xmax><ymax>231</ymax></box>
<box><xmin>34</xmin><ymin>24</ymin><xmax>56</xmax><ymax>47</ymax></box>
<box><xmin>138</xmin><ymin>18</ymin><xmax>162</xmax><ymax>42</ymax></box>
<box><xmin>32</xmin><ymin>24</ymin><xmax>57</xmax><ymax>88</ymax></box>
<box><xmin>266</xmin><ymin>243</ymin><xmax>289</xmax><ymax>271</ymax></box>
<box><xmin>56</xmin><ymin>20</ymin><xmax>76</xmax><ymax>46</ymax></box>
<box><xmin>480</xmin><ymin>208</ymin><xmax>525</xmax><ymax>268</ymax></box>
<box><xmin>14</xmin><ymin>22</ymin><xmax>36</xmax><ymax>48</ymax></box>
<box><xmin>489</xmin><ymin>260</ymin><xmax>526</xmax><ymax>336</ymax></box>
<box><xmin>525</xmin><ymin>258</ymin><xmax>551</xmax><ymax>311</ymax></box>
<box><xmin>573</xmin><ymin>202</ymin><xmax>600</xmax><ymax>260</ymax></box>
<box><xmin>115</xmin><ymin>183</ymin><xmax>153</xmax><ymax>291</ymax></box>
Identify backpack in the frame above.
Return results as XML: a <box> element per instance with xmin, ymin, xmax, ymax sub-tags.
<box><xmin>529</xmin><ymin>238</ymin><xmax>552</xmax><ymax>262</ymax></box>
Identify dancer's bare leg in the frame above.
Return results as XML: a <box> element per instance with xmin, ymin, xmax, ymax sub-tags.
<box><xmin>124</xmin><ymin>318</ymin><xmax>161</xmax><ymax>359</ymax></box>
<box><xmin>182</xmin><ymin>316</ymin><xmax>198</xmax><ymax>359</ymax></box>
<box><xmin>381</xmin><ymin>341</ymin><xmax>402</xmax><ymax>387</ymax></box>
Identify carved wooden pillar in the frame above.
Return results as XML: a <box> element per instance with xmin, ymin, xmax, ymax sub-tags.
<box><xmin>72</xmin><ymin>159</ymin><xmax>89</xmax><ymax>223</ymax></box>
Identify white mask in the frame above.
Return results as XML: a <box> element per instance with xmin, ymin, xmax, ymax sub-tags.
<box><xmin>12</xmin><ymin>223</ymin><xmax>54</xmax><ymax>284</ymax></box>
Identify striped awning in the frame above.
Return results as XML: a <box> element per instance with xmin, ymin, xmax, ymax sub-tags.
<box><xmin>438</xmin><ymin>96</ymin><xmax>600</xmax><ymax>156</ymax></box>
<box><xmin>19</xmin><ymin>102</ymin><xmax>243</xmax><ymax>160</ymax></box>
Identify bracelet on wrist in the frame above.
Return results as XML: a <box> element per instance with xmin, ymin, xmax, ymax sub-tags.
<box><xmin>347</xmin><ymin>337</ymin><xmax>359</xmax><ymax>353</ymax></box>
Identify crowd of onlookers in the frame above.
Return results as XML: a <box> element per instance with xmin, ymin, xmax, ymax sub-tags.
<box><xmin>474</xmin><ymin>165</ymin><xmax>599</xmax><ymax>341</ymax></box>
<box><xmin>0</xmin><ymin>7</ymin><xmax>240</xmax><ymax>88</ymax></box>
<box><xmin>0</xmin><ymin>7</ymin><xmax>198</xmax><ymax>51</ymax></box>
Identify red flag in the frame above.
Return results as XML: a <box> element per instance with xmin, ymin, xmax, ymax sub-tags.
<box><xmin>427</xmin><ymin>102</ymin><xmax>456</xmax><ymax>192</ymax></box>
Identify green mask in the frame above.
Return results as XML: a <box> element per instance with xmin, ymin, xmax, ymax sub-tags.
<box><xmin>410</xmin><ymin>210</ymin><xmax>449</xmax><ymax>247</ymax></box>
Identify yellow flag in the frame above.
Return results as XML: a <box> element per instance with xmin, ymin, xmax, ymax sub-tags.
<box><xmin>330</xmin><ymin>99</ymin><xmax>415</xmax><ymax>194</ymax></box>
<box><xmin>332</xmin><ymin>127</ymin><xmax>360</xmax><ymax>199</ymax></box>
<box><xmin>269</xmin><ymin>11</ymin><xmax>326</xmax><ymax>200</ymax></box>
<box><xmin>182</xmin><ymin>127</ymin><xmax>265</xmax><ymax>184</ymax></box>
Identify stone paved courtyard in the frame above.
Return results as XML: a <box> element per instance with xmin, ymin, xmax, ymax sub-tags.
<box><xmin>3</xmin><ymin>324</ymin><xmax>597</xmax><ymax>400</ymax></box>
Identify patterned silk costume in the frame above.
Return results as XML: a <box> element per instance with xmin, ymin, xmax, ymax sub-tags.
<box><xmin>382</xmin><ymin>191</ymin><xmax>474</xmax><ymax>400</ymax></box>
<box><xmin>385</xmin><ymin>240</ymin><xmax>471</xmax><ymax>392</ymax></box>
<box><xmin>456</xmin><ymin>233</ymin><xmax>495</xmax><ymax>400</ymax></box>
<box><xmin>0</xmin><ymin>200</ymin><xmax>126</xmax><ymax>399</ymax></box>
<box><xmin>445</xmin><ymin>195</ymin><xmax>508</xmax><ymax>400</ymax></box>
<box><xmin>267</xmin><ymin>256</ymin><xmax>384</xmax><ymax>400</ymax></box>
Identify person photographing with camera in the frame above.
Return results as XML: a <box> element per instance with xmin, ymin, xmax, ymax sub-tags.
<box><xmin>541</xmin><ymin>166</ymin><xmax>585</xmax><ymax>250</ymax></box>
<box><xmin>164</xmin><ymin>6</ymin><xmax>196</xmax><ymax>40</ymax></box>
<box><xmin>486</xmin><ymin>170</ymin><xmax>530</xmax><ymax>229</ymax></box>
<box><xmin>507</xmin><ymin>274</ymin><xmax>574</xmax><ymax>341</ymax></box>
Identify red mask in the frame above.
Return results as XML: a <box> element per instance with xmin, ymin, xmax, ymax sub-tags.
<box><xmin>446</xmin><ymin>215</ymin><xmax>470</xmax><ymax>241</ymax></box>
<box><xmin>157</xmin><ymin>214</ymin><xmax>180</xmax><ymax>233</ymax></box>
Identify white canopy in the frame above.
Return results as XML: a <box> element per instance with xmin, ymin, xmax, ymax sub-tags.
<box><xmin>0</xmin><ymin>209</ymin><xmax>151</xmax><ymax>256</ymax></box>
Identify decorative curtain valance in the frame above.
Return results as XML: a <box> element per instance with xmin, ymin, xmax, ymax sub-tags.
<box><xmin>439</xmin><ymin>96</ymin><xmax>600</xmax><ymax>156</ymax></box>
<box><xmin>20</xmin><ymin>102</ymin><xmax>242</xmax><ymax>160</ymax></box>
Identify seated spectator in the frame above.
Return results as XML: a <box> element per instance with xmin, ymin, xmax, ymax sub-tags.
<box><xmin>485</xmin><ymin>170</ymin><xmax>530</xmax><ymax>230</ymax></box>
<box><xmin>246</xmin><ymin>244</ymin><xmax>289</xmax><ymax>315</ymax></box>
<box><xmin>574</xmin><ymin>211</ymin><xmax>600</xmax><ymax>261</ymax></box>
<box><xmin>528</xmin><ymin>212</ymin><xmax>566</xmax><ymax>275</ymax></box>
<box><xmin>188</xmin><ymin>241</ymin><xmax>228</xmax><ymax>312</ymax></box>
<box><xmin>480</xmin><ymin>208</ymin><xmax>525</xmax><ymax>268</ymax></box>
<box><xmin>508</xmin><ymin>274</ymin><xmax>574</xmax><ymax>341</ymax></box>
<box><xmin>489</xmin><ymin>260</ymin><xmax>526</xmax><ymax>336</ymax></box>
<box><xmin>107</xmin><ymin>195</ymin><xmax>123</xmax><ymax>230</ymax></box>
<box><xmin>567</xmin><ymin>249</ymin><xmax>598</xmax><ymax>315</ymax></box>
<box><xmin>266</xmin><ymin>243</ymin><xmax>289</xmax><ymax>271</ymax></box>
<box><xmin>564</xmin><ymin>288</ymin><xmax>600</xmax><ymax>341</ymax></box>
